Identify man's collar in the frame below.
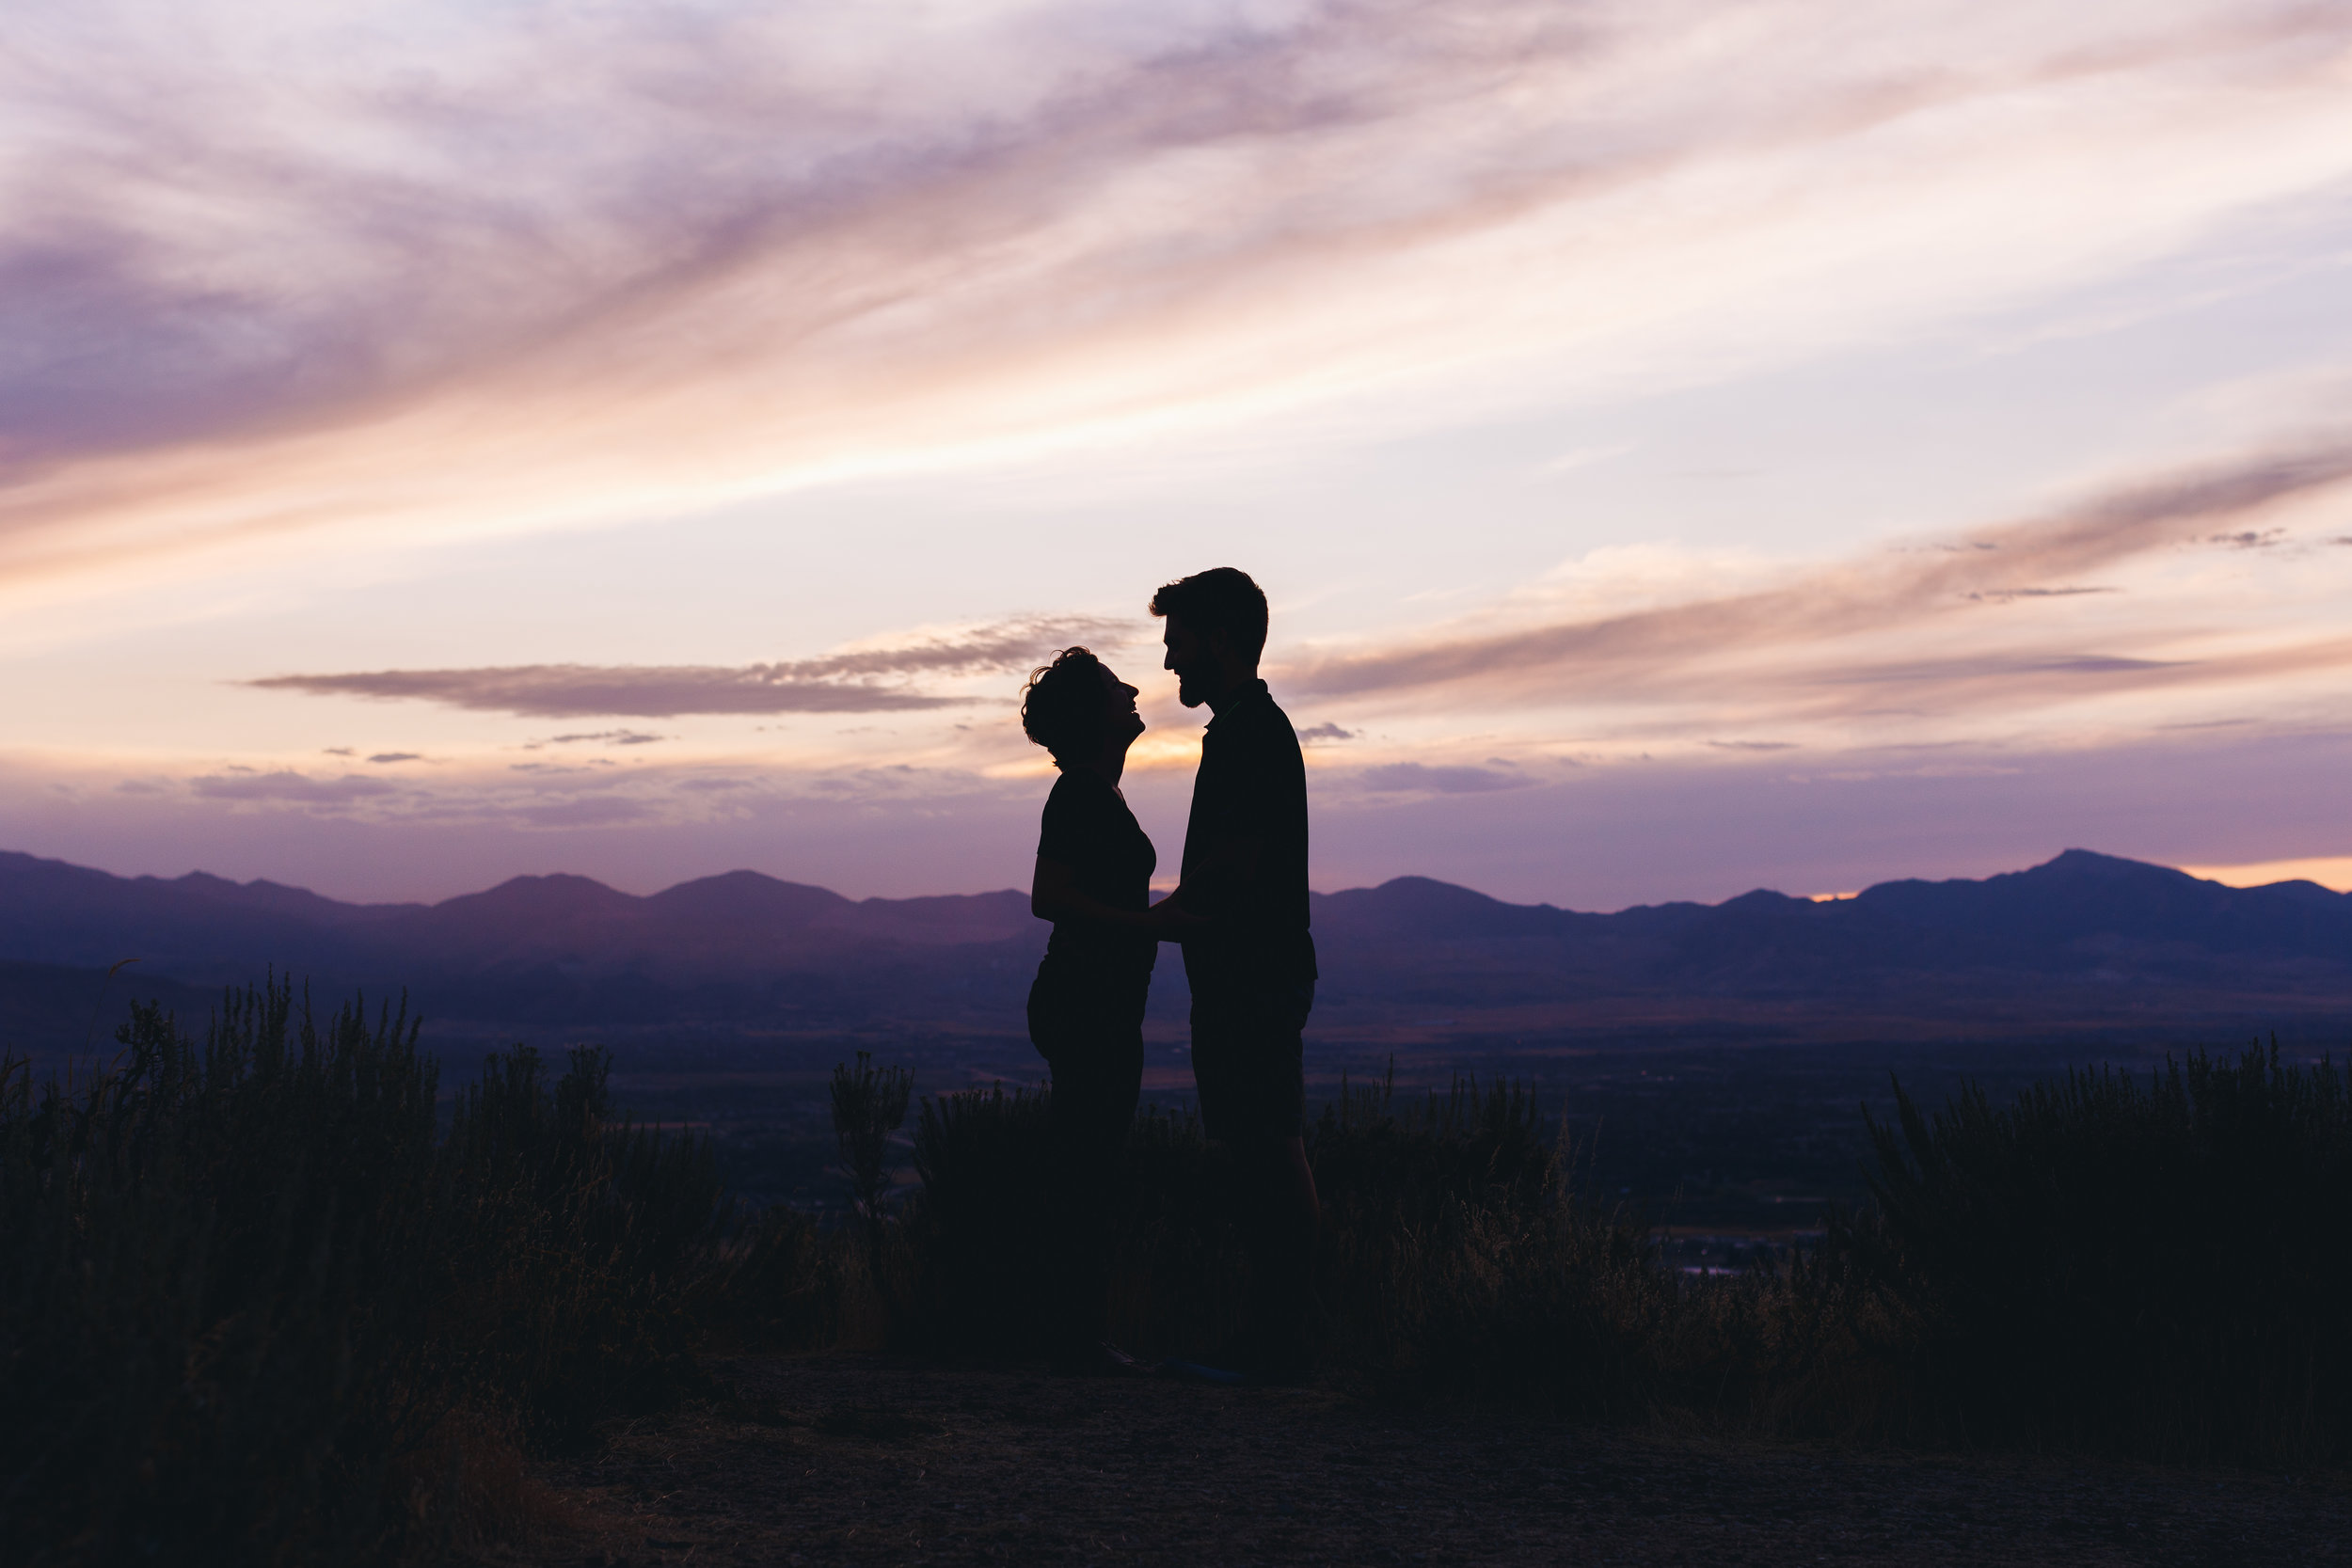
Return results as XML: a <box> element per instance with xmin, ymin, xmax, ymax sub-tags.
<box><xmin>1204</xmin><ymin>678</ymin><xmax>1270</xmax><ymax>725</ymax></box>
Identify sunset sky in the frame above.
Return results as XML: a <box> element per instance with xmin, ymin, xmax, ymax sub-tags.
<box><xmin>6</xmin><ymin>1</ymin><xmax>2351</xmax><ymax>909</ymax></box>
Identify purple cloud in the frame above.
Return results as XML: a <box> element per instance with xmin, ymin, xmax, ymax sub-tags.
<box><xmin>246</xmin><ymin>616</ymin><xmax>1127</xmax><ymax>719</ymax></box>
<box><xmin>532</xmin><ymin>731</ymin><xmax>668</xmax><ymax>748</ymax></box>
<box><xmin>248</xmin><ymin>664</ymin><xmax>964</xmax><ymax>719</ymax></box>
<box><xmin>1358</xmin><ymin>763</ymin><xmax>1527</xmax><ymax>795</ymax></box>
<box><xmin>513</xmin><ymin>797</ymin><xmax>654</xmax><ymax>829</ymax></box>
<box><xmin>189</xmin><ymin>770</ymin><xmax>396</xmax><ymax>804</ymax></box>
<box><xmin>1964</xmin><ymin>587</ymin><xmax>2117</xmax><ymax>602</ymax></box>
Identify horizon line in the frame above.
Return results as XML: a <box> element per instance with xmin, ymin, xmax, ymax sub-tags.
<box><xmin>8</xmin><ymin>845</ymin><xmax>2347</xmax><ymax>915</ymax></box>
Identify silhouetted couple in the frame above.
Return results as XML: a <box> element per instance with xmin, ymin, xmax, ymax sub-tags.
<box><xmin>1021</xmin><ymin>566</ymin><xmax>1320</xmax><ymax>1383</ymax></box>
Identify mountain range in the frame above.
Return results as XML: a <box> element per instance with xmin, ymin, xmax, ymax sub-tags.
<box><xmin>2</xmin><ymin>847</ymin><xmax>2346</xmax><ymax>1053</ymax></box>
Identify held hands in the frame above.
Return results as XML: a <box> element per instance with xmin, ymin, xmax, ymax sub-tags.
<box><xmin>1141</xmin><ymin>892</ymin><xmax>1211</xmax><ymax>937</ymax></box>
<box><xmin>1029</xmin><ymin>856</ymin><xmax>1209</xmax><ymax>936</ymax></box>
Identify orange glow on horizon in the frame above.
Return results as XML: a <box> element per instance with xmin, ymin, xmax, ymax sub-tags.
<box><xmin>2182</xmin><ymin>856</ymin><xmax>2352</xmax><ymax>895</ymax></box>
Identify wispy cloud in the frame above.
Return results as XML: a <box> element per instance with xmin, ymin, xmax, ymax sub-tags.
<box><xmin>531</xmin><ymin>731</ymin><xmax>667</xmax><ymax>749</ymax></box>
<box><xmin>4</xmin><ymin>3</ymin><xmax>2349</xmax><ymax>594</ymax></box>
<box><xmin>246</xmin><ymin>616</ymin><xmax>1127</xmax><ymax>719</ymax></box>
<box><xmin>1358</xmin><ymin>763</ymin><xmax>1527</xmax><ymax>795</ymax></box>
<box><xmin>1284</xmin><ymin>438</ymin><xmax>2352</xmax><ymax>725</ymax></box>
<box><xmin>1964</xmin><ymin>587</ymin><xmax>2118</xmax><ymax>603</ymax></box>
<box><xmin>251</xmin><ymin>664</ymin><xmax>966</xmax><ymax>720</ymax></box>
<box><xmin>190</xmin><ymin>770</ymin><xmax>397</xmax><ymax>805</ymax></box>
<box><xmin>511</xmin><ymin>797</ymin><xmax>653</xmax><ymax>829</ymax></box>
<box><xmin>158</xmin><ymin>753</ymin><xmax>1035</xmax><ymax>842</ymax></box>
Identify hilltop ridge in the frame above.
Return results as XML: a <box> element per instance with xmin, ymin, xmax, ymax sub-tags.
<box><xmin>0</xmin><ymin>847</ymin><xmax>2344</xmax><ymax>1044</ymax></box>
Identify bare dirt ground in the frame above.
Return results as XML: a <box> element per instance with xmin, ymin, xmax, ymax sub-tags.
<box><xmin>472</xmin><ymin>1354</ymin><xmax>2351</xmax><ymax>1567</ymax></box>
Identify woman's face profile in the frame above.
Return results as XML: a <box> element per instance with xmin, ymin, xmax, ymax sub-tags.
<box><xmin>1098</xmin><ymin>663</ymin><xmax>1145</xmax><ymax>749</ymax></box>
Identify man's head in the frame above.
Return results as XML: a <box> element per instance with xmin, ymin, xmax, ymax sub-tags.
<box><xmin>1151</xmin><ymin>567</ymin><xmax>1267</xmax><ymax>709</ymax></box>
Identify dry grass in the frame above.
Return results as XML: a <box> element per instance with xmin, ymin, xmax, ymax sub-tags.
<box><xmin>390</xmin><ymin>1403</ymin><xmax>585</xmax><ymax>1551</ymax></box>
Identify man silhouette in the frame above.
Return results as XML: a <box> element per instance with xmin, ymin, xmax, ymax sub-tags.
<box><xmin>1153</xmin><ymin>567</ymin><xmax>1320</xmax><ymax>1382</ymax></box>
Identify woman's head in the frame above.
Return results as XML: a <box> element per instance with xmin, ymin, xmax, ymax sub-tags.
<box><xmin>1020</xmin><ymin>646</ymin><xmax>1142</xmax><ymax>765</ymax></box>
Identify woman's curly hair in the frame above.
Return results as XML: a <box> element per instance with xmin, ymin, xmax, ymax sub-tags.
<box><xmin>1019</xmin><ymin>646</ymin><xmax>1108</xmax><ymax>763</ymax></box>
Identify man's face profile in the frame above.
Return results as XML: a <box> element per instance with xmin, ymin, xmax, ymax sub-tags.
<box><xmin>1162</xmin><ymin>614</ymin><xmax>1213</xmax><ymax>708</ymax></box>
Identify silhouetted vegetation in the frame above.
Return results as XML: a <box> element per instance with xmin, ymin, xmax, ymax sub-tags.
<box><xmin>1846</xmin><ymin>1045</ymin><xmax>2352</xmax><ymax>1461</ymax></box>
<box><xmin>6</xmin><ymin>981</ymin><xmax>2346</xmax><ymax>1564</ymax></box>
<box><xmin>0</xmin><ymin>981</ymin><xmax>760</xmax><ymax>1564</ymax></box>
<box><xmin>894</xmin><ymin>1049</ymin><xmax>2352</xmax><ymax>1463</ymax></box>
<box><xmin>831</xmin><ymin>1050</ymin><xmax>912</xmax><ymax>1234</ymax></box>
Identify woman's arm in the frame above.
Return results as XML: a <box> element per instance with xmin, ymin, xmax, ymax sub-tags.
<box><xmin>1033</xmin><ymin>857</ymin><xmax>1201</xmax><ymax>935</ymax></box>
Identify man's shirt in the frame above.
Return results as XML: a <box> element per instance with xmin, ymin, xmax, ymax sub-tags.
<box><xmin>1179</xmin><ymin>679</ymin><xmax>1317</xmax><ymax>987</ymax></box>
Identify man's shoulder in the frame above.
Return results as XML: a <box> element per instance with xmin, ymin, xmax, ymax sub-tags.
<box><xmin>1226</xmin><ymin>684</ymin><xmax>1300</xmax><ymax>743</ymax></box>
<box><xmin>1248</xmin><ymin>696</ymin><xmax>1306</xmax><ymax>770</ymax></box>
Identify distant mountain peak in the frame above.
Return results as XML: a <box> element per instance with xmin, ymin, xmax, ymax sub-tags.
<box><xmin>647</xmin><ymin>871</ymin><xmax>851</xmax><ymax>923</ymax></box>
<box><xmin>474</xmin><ymin>873</ymin><xmax>627</xmax><ymax>896</ymax></box>
<box><xmin>433</xmin><ymin>873</ymin><xmax>640</xmax><ymax>919</ymax></box>
<box><xmin>1720</xmin><ymin>888</ymin><xmax>1807</xmax><ymax>911</ymax></box>
<box><xmin>2032</xmin><ymin>847</ymin><xmax>2200</xmax><ymax>880</ymax></box>
<box><xmin>1373</xmin><ymin>875</ymin><xmax>1506</xmax><ymax>903</ymax></box>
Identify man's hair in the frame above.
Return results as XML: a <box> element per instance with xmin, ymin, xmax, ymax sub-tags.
<box><xmin>1149</xmin><ymin>567</ymin><xmax>1267</xmax><ymax>659</ymax></box>
<box><xmin>1019</xmin><ymin>646</ymin><xmax>1108</xmax><ymax>762</ymax></box>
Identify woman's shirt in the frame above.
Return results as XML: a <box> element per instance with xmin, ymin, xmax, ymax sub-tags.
<box><xmin>1035</xmin><ymin>770</ymin><xmax>1158</xmax><ymax>994</ymax></box>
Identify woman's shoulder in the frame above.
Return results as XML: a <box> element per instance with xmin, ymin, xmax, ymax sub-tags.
<box><xmin>1041</xmin><ymin>769</ymin><xmax>1113</xmax><ymax>826</ymax></box>
<box><xmin>1042</xmin><ymin>770</ymin><xmax>1144</xmax><ymax>832</ymax></box>
<box><xmin>1043</xmin><ymin>768</ymin><xmax>1100</xmax><ymax>807</ymax></box>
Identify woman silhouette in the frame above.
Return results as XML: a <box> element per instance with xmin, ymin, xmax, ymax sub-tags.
<box><xmin>1020</xmin><ymin>646</ymin><xmax>1197</xmax><ymax>1371</ymax></box>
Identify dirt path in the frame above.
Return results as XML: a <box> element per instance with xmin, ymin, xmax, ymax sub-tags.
<box><xmin>493</xmin><ymin>1354</ymin><xmax>2348</xmax><ymax>1566</ymax></box>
